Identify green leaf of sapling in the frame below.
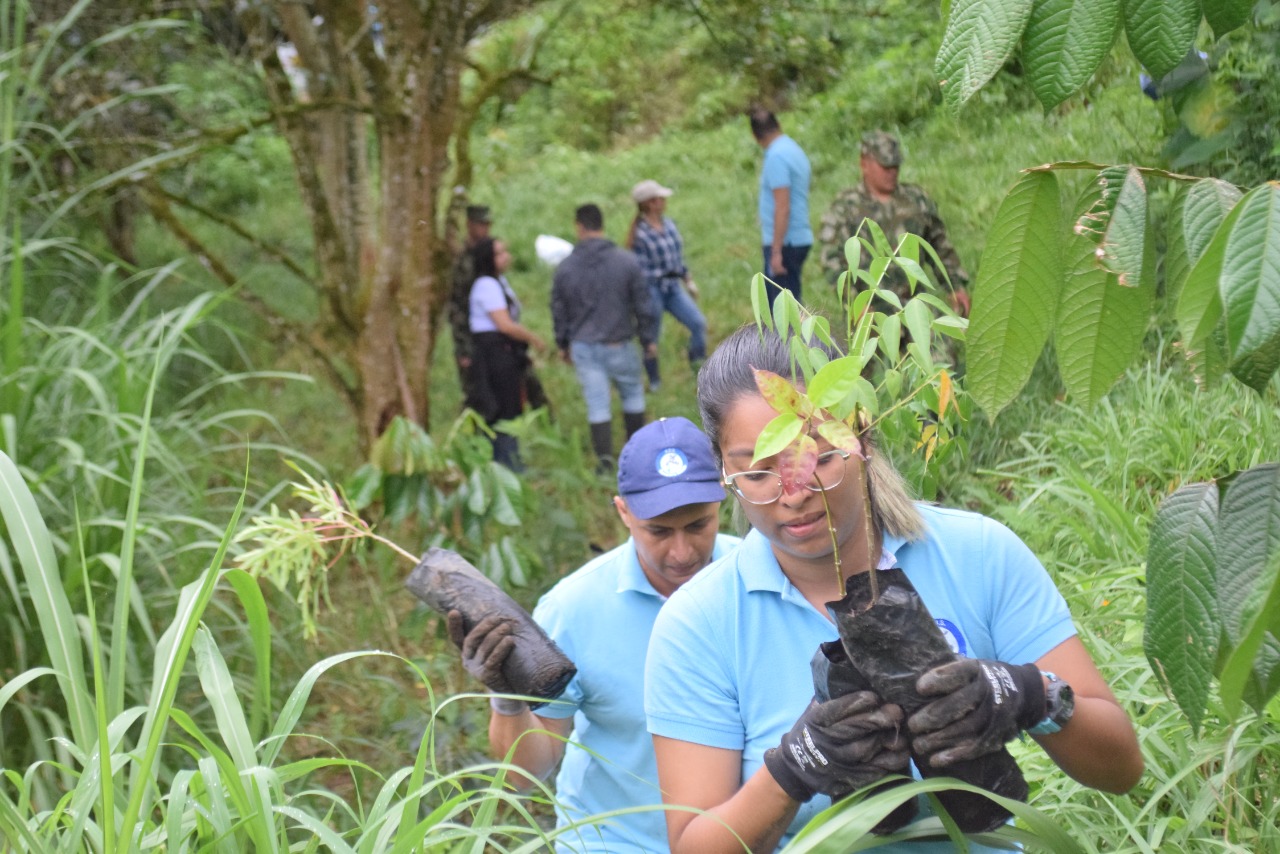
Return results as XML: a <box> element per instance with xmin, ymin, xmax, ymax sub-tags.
<box><xmin>752</xmin><ymin>413</ymin><xmax>806</xmax><ymax>466</ymax></box>
<box><xmin>807</xmin><ymin>356</ymin><xmax>863</xmax><ymax>409</ymax></box>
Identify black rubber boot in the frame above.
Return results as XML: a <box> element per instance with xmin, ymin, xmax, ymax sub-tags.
<box><xmin>644</xmin><ymin>355</ymin><xmax>661</xmax><ymax>390</ymax></box>
<box><xmin>590</xmin><ymin>421</ymin><xmax>614</xmax><ymax>472</ymax></box>
<box><xmin>623</xmin><ymin>411</ymin><xmax>646</xmax><ymax>440</ymax></box>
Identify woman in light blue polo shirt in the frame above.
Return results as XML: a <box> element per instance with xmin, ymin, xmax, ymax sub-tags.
<box><xmin>644</xmin><ymin>324</ymin><xmax>1143</xmax><ymax>852</ymax></box>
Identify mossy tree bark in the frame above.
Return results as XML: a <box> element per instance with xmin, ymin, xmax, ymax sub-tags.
<box><xmin>238</xmin><ymin>0</ymin><xmax>537</xmax><ymax>448</ymax></box>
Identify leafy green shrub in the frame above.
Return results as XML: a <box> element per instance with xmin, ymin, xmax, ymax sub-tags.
<box><xmin>954</xmin><ymin>353</ymin><xmax>1280</xmax><ymax>851</ymax></box>
<box><xmin>344</xmin><ymin>414</ymin><xmax>547</xmax><ymax>591</ymax></box>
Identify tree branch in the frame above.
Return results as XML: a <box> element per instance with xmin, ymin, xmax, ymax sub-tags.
<box><xmin>146</xmin><ymin>183</ymin><xmax>314</xmax><ymax>284</ymax></box>
<box><xmin>142</xmin><ymin>185</ymin><xmax>360</xmax><ymax>413</ymax></box>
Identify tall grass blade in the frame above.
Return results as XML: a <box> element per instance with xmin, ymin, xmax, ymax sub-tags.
<box><xmin>116</xmin><ymin>487</ymin><xmax>245</xmax><ymax>850</ymax></box>
<box><xmin>2</xmin><ymin>222</ymin><xmax>23</xmax><ymax>417</ymax></box>
<box><xmin>77</xmin><ymin>512</ymin><xmax>115</xmax><ymax>854</ymax></box>
<box><xmin>108</xmin><ymin>303</ymin><xmax>209</xmax><ymax>724</ymax></box>
<box><xmin>0</xmin><ymin>450</ymin><xmax>94</xmax><ymax>746</ymax></box>
<box><xmin>223</xmin><ymin>567</ymin><xmax>273</xmax><ymax>740</ymax></box>
<box><xmin>194</xmin><ymin>626</ymin><xmax>278</xmax><ymax>854</ymax></box>
<box><xmin>261</xmin><ymin>650</ymin><xmax>396</xmax><ymax>766</ymax></box>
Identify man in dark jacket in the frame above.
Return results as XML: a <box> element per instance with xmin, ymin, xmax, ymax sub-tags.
<box><xmin>551</xmin><ymin>204</ymin><xmax>657</xmax><ymax>469</ymax></box>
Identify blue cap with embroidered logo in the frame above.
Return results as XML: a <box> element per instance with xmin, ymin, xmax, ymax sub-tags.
<box><xmin>617</xmin><ymin>417</ymin><xmax>726</xmax><ymax>520</ymax></box>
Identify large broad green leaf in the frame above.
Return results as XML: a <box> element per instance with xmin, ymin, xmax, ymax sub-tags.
<box><xmin>1023</xmin><ymin>0</ymin><xmax>1120</xmax><ymax>110</ymax></box>
<box><xmin>1216</xmin><ymin>464</ymin><xmax>1280</xmax><ymax>644</ymax></box>
<box><xmin>1167</xmin><ymin>179</ymin><xmax>1244</xmax><ymax>301</ymax></box>
<box><xmin>1201</xmin><ymin>0</ymin><xmax>1255</xmax><ymax>37</ymax></box>
<box><xmin>1218</xmin><ymin>551</ymin><xmax>1280</xmax><ymax>719</ymax></box>
<box><xmin>1144</xmin><ymin>481</ymin><xmax>1220</xmax><ymax>735</ymax></box>
<box><xmin>1220</xmin><ymin>183</ymin><xmax>1280</xmax><ymax>391</ymax></box>
<box><xmin>936</xmin><ymin>0</ymin><xmax>1035</xmax><ymax>111</ymax></box>
<box><xmin>1122</xmin><ymin>0</ymin><xmax>1201</xmax><ymax>79</ymax></box>
<box><xmin>1098</xmin><ymin>168</ymin><xmax>1149</xmax><ymax>287</ymax></box>
<box><xmin>1055</xmin><ymin>205</ymin><xmax>1154</xmax><ymax>407</ymax></box>
<box><xmin>1165</xmin><ymin>185</ymin><xmax>1194</xmax><ymax>304</ymax></box>
<box><xmin>967</xmin><ymin>171</ymin><xmax>1064</xmax><ymax>418</ymax></box>
<box><xmin>1215</xmin><ymin>464</ymin><xmax>1280</xmax><ymax>717</ymax></box>
<box><xmin>1176</xmin><ymin>199</ymin><xmax>1244</xmax><ymax>387</ymax></box>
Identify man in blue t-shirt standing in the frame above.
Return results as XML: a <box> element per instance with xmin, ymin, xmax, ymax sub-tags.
<box><xmin>448</xmin><ymin>417</ymin><xmax>742</xmax><ymax>853</ymax></box>
<box><xmin>750</xmin><ymin>108</ymin><xmax>813</xmax><ymax>307</ymax></box>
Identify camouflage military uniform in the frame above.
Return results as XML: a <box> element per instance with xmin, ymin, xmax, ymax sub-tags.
<box><xmin>818</xmin><ymin>182</ymin><xmax>969</xmax><ymax>304</ymax></box>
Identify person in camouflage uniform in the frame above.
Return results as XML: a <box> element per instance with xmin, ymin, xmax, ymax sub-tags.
<box><xmin>819</xmin><ymin>131</ymin><xmax>970</xmax><ymax>315</ymax></box>
<box><xmin>449</xmin><ymin>205</ymin><xmax>492</xmax><ymax>405</ymax></box>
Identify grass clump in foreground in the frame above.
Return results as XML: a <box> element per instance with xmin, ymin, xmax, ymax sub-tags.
<box><xmin>0</xmin><ymin>384</ymin><xmax>607</xmax><ymax>850</ymax></box>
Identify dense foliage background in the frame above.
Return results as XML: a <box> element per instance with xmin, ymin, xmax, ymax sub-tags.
<box><xmin>1</xmin><ymin>0</ymin><xmax>1277</xmax><ymax>849</ymax></box>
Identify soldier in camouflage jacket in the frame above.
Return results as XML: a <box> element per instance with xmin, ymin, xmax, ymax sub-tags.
<box><xmin>818</xmin><ymin>131</ymin><xmax>970</xmax><ymax>314</ymax></box>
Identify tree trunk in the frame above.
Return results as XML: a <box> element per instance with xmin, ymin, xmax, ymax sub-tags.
<box><xmin>236</xmin><ymin>0</ymin><xmax>532</xmax><ymax>450</ymax></box>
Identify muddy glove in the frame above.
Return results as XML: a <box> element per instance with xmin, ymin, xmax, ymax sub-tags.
<box><xmin>764</xmin><ymin>691</ymin><xmax>908</xmax><ymax>803</ymax></box>
<box><xmin>908</xmin><ymin>658</ymin><xmax>1045</xmax><ymax>768</ymax></box>
<box><xmin>446</xmin><ymin>610</ymin><xmax>526</xmax><ymax>714</ymax></box>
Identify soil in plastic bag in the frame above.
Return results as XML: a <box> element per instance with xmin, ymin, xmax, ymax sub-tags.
<box><xmin>825</xmin><ymin>567</ymin><xmax>1027</xmax><ymax>834</ymax></box>
<box><xmin>810</xmin><ymin>640</ymin><xmax>919</xmax><ymax>834</ymax></box>
<box><xmin>406</xmin><ymin>547</ymin><xmax>576</xmax><ymax>708</ymax></box>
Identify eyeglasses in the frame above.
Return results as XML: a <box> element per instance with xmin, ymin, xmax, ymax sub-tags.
<box><xmin>722</xmin><ymin>449</ymin><xmax>851</xmax><ymax>505</ymax></box>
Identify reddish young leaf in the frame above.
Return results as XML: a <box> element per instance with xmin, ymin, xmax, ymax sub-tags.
<box><xmin>753</xmin><ymin>368</ymin><xmax>814</xmax><ymax>418</ymax></box>
<box><xmin>816</xmin><ymin>419</ymin><xmax>865</xmax><ymax>459</ymax></box>
<box><xmin>778</xmin><ymin>433</ymin><xmax>819</xmax><ymax>495</ymax></box>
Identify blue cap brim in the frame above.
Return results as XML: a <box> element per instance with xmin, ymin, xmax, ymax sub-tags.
<box><xmin>622</xmin><ymin>480</ymin><xmax>727</xmax><ymax>521</ymax></box>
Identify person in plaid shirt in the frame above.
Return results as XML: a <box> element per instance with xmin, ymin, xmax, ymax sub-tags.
<box><xmin>626</xmin><ymin>180</ymin><xmax>707</xmax><ymax>392</ymax></box>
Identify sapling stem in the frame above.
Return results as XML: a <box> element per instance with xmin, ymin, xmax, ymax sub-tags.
<box><xmin>815</xmin><ymin>482</ymin><xmax>845</xmax><ymax>598</ymax></box>
<box><xmin>859</xmin><ymin>447</ymin><xmax>879</xmax><ymax>607</ymax></box>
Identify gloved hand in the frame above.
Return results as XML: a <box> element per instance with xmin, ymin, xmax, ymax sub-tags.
<box><xmin>764</xmin><ymin>691</ymin><xmax>908</xmax><ymax>803</ymax></box>
<box><xmin>446</xmin><ymin>610</ymin><xmax>518</xmax><ymax>694</ymax></box>
<box><xmin>907</xmin><ymin>658</ymin><xmax>1045</xmax><ymax>768</ymax></box>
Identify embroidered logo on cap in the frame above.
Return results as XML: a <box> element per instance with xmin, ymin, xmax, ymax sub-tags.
<box><xmin>655</xmin><ymin>448</ymin><xmax>688</xmax><ymax>478</ymax></box>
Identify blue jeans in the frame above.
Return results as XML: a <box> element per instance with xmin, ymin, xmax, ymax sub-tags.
<box><xmin>648</xmin><ymin>280</ymin><xmax>707</xmax><ymax>362</ymax></box>
<box><xmin>570</xmin><ymin>340</ymin><xmax>646</xmax><ymax>424</ymax></box>
<box><xmin>762</xmin><ymin>243</ymin><xmax>811</xmax><ymax>307</ymax></box>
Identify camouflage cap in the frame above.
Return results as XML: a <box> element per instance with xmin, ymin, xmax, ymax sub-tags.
<box><xmin>465</xmin><ymin>205</ymin><xmax>492</xmax><ymax>224</ymax></box>
<box><xmin>860</xmin><ymin>131</ymin><xmax>902</xmax><ymax>167</ymax></box>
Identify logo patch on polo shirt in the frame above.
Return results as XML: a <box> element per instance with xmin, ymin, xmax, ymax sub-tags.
<box><xmin>936</xmin><ymin>618</ymin><xmax>966</xmax><ymax>656</ymax></box>
<box><xmin>655</xmin><ymin>448</ymin><xmax>688</xmax><ymax>477</ymax></box>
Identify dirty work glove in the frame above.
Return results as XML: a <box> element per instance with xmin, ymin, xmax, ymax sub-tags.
<box><xmin>446</xmin><ymin>610</ymin><xmax>526</xmax><ymax>714</ymax></box>
<box><xmin>908</xmin><ymin>658</ymin><xmax>1045</xmax><ymax>768</ymax></box>
<box><xmin>764</xmin><ymin>691</ymin><xmax>908</xmax><ymax>803</ymax></box>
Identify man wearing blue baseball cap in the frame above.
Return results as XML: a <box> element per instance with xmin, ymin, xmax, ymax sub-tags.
<box><xmin>451</xmin><ymin>417</ymin><xmax>741</xmax><ymax>853</ymax></box>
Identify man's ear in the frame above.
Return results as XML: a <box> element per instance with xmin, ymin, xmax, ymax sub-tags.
<box><xmin>612</xmin><ymin>496</ymin><xmax>630</xmax><ymax>526</ymax></box>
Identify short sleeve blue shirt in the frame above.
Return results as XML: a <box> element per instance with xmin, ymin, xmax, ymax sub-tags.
<box><xmin>532</xmin><ymin>532</ymin><xmax>742</xmax><ymax>854</ymax></box>
<box><xmin>758</xmin><ymin>134</ymin><xmax>814</xmax><ymax>247</ymax></box>
<box><xmin>644</xmin><ymin>504</ymin><xmax>1076</xmax><ymax>852</ymax></box>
